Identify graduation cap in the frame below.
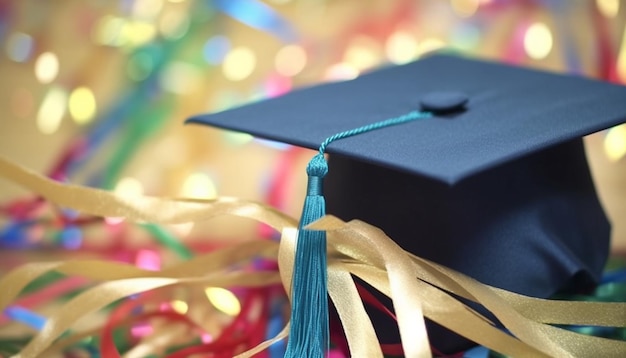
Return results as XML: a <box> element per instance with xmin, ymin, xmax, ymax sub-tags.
<box><xmin>187</xmin><ymin>53</ymin><xmax>626</xmax><ymax>354</ymax></box>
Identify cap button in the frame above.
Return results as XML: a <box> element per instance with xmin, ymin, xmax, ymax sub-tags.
<box><xmin>420</xmin><ymin>91</ymin><xmax>468</xmax><ymax>114</ymax></box>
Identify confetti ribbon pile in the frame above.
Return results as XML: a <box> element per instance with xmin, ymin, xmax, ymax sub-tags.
<box><xmin>0</xmin><ymin>155</ymin><xmax>625</xmax><ymax>358</ymax></box>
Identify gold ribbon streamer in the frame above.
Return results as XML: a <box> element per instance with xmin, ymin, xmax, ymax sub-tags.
<box><xmin>312</xmin><ymin>218</ymin><xmax>547</xmax><ymax>358</ymax></box>
<box><xmin>278</xmin><ymin>229</ymin><xmax>385</xmax><ymax>358</ymax></box>
<box><xmin>1</xmin><ymin>155</ymin><xmax>626</xmax><ymax>357</ymax></box>
<box><xmin>10</xmin><ymin>269</ymin><xmax>280</xmax><ymax>357</ymax></box>
<box><xmin>0</xmin><ymin>155</ymin><xmax>296</xmax><ymax>229</ymax></box>
<box><xmin>310</xmin><ymin>217</ymin><xmax>626</xmax><ymax>357</ymax></box>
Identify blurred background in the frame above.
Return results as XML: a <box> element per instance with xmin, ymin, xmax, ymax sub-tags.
<box><xmin>0</xmin><ymin>1</ymin><xmax>625</xmax><ymax>356</ymax></box>
<box><xmin>0</xmin><ymin>0</ymin><xmax>625</xmax><ymax>254</ymax></box>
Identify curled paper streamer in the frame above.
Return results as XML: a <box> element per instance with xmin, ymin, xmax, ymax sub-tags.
<box><xmin>0</xmin><ymin>155</ymin><xmax>625</xmax><ymax>358</ymax></box>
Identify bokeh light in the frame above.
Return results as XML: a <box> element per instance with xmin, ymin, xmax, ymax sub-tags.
<box><xmin>203</xmin><ymin>35</ymin><xmax>231</xmax><ymax>65</ymax></box>
<box><xmin>37</xmin><ymin>87</ymin><xmax>68</xmax><ymax>135</ymax></box>
<box><xmin>181</xmin><ymin>173</ymin><xmax>218</xmax><ymax>199</ymax></box>
<box><xmin>93</xmin><ymin>15</ymin><xmax>127</xmax><ymax>46</ymax></box>
<box><xmin>418</xmin><ymin>38</ymin><xmax>446</xmax><ymax>56</ymax></box>
<box><xmin>93</xmin><ymin>16</ymin><xmax>156</xmax><ymax>48</ymax></box>
<box><xmin>171</xmin><ymin>300</ymin><xmax>189</xmax><ymax>314</ymax></box>
<box><xmin>205</xmin><ymin>287</ymin><xmax>241</xmax><ymax>316</ymax></box>
<box><xmin>105</xmin><ymin>216</ymin><xmax>126</xmax><ymax>226</ymax></box>
<box><xmin>222</xmin><ymin>46</ymin><xmax>257</xmax><ymax>81</ymax></box>
<box><xmin>131</xmin><ymin>323</ymin><xmax>153</xmax><ymax>338</ymax></box>
<box><xmin>124</xmin><ymin>21</ymin><xmax>158</xmax><ymax>47</ymax></box>
<box><xmin>135</xmin><ymin>249</ymin><xmax>161</xmax><ymax>271</ymax></box>
<box><xmin>159</xmin><ymin>8</ymin><xmax>190</xmax><ymax>39</ymax></box>
<box><xmin>324</xmin><ymin>62</ymin><xmax>359</xmax><ymax>81</ymax></box>
<box><xmin>201</xmin><ymin>333</ymin><xmax>213</xmax><ymax>344</ymax></box>
<box><xmin>68</xmin><ymin>87</ymin><xmax>97</xmax><ymax>124</ymax></box>
<box><xmin>275</xmin><ymin>44</ymin><xmax>307</xmax><ymax>77</ymax></box>
<box><xmin>524</xmin><ymin>22</ymin><xmax>553</xmax><ymax>60</ymax></box>
<box><xmin>6</xmin><ymin>32</ymin><xmax>34</xmax><ymax>62</ymax></box>
<box><xmin>114</xmin><ymin>177</ymin><xmax>144</xmax><ymax>198</ymax></box>
<box><xmin>385</xmin><ymin>31</ymin><xmax>419</xmax><ymax>64</ymax></box>
<box><xmin>34</xmin><ymin>52</ymin><xmax>60</xmax><ymax>84</ymax></box>
<box><xmin>596</xmin><ymin>0</ymin><xmax>620</xmax><ymax>18</ymax></box>
<box><xmin>133</xmin><ymin>0</ymin><xmax>164</xmax><ymax>19</ymax></box>
<box><xmin>223</xmin><ymin>131</ymin><xmax>254</xmax><ymax>146</ymax></box>
<box><xmin>160</xmin><ymin>61</ymin><xmax>203</xmax><ymax>94</ymax></box>
<box><xmin>604</xmin><ymin>125</ymin><xmax>626</xmax><ymax>162</ymax></box>
<box><xmin>263</xmin><ymin>74</ymin><xmax>292</xmax><ymax>98</ymax></box>
<box><xmin>343</xmin><ymin>36</ymin><xmax>380</xmax><ymax>71</ymax></box>
<box><xmin>450</xmin><ymin>0</ymin><xmax>480</xmax><ymax>18</ymax></box>
<box><xmin>60</xmin><ymin>226</ymin><xmax>83</xmax><ymax>250</ymax></box>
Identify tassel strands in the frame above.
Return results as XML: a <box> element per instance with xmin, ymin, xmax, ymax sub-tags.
<box><xmin>285</xmin><ymin>154</ymin><xmax>329</xmax><ymax>357</ymax></box>
<box><xmin>284</xmin><ymin>110</ymin><xmax>432</xmax><ymax>357</ymax></box>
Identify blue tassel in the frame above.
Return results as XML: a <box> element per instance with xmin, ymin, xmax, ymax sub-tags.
<box><xmin>285</xmin><ymin>153</ymin><xmax>329</xmax><ymax>357</ymax></box>
<box><xmin>284</xmin><ymin>110</ymin><xmax>432</xmax><ymax>357</ymax></box>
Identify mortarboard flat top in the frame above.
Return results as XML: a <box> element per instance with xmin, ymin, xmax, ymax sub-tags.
<box><xmin>188</xmin><ymin>53</ymin><xmax>626</xmax><ymax>185</ymax></box>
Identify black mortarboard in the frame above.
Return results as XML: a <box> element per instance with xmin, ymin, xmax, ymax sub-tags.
<box><xmin>187</xmin><ymin>53</ymin><xmax>626</xmax><ymax>353</ymax></box>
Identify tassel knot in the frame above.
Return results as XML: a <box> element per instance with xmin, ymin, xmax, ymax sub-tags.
<box><xmin>306</xmin><ymin>154</ymin><xmax>327</xmax><ymax>196</ymax></box>
<box><xmin>306</xmin><ymin>154</ymin><xmax>328</xmax><ymax>177</ymax></box>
